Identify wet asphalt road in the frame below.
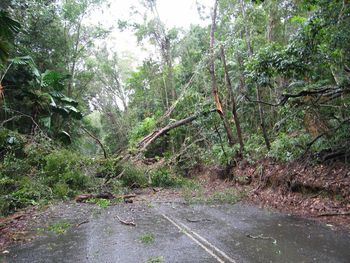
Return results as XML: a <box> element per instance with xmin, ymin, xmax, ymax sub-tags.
<box><xmin>1</xmin><ymin>201</ymin><xmax>350</xmax><ymax>263</ymax></box>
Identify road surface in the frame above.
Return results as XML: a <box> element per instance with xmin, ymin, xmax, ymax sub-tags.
<box><xmin>1</xmin><ymin>201</ymin><xmax>349</xmax><ymax>263</ymax></box>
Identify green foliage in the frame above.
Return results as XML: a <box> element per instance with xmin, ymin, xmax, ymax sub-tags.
<box><xmin>128</xmin><ymin>117</ymin><xmax>156</xmax><ymax>147</ymax></box>
<box><xmin>181</xmin><ymin>183</ymin><xmax>205</xmax><ymax>204</ymax></box>
<box><xmin>0</xmin><ymin>132</ymin><xmax>97</xmax><ymax>215</ymax></box>
<box><xmin>87</xmin><ymin>198</ymin><xmax>110</xmax><ymax>208</ymax></box>
<box><xmin>150</xmin><ymin>168</ymin><xmax>186</xmax><ymax>188</ymax></box>
<box><xmin>24</xmin><ymin>134</ymin><xmax>53</xmax><ymax>168</ymax></box>
<box><xmin>48</xmin><ymin>221</ymin><xmax>72</xmax><ymax>235</ymax></box>
<box><xmin>96</xmin><ymin>198</ymin><xmax>110</xmax><ymax>208</ymax></box>
<box><xmin>210</xmin><ymin>143</ymin><xmax>239</xmax><ymax>165</ymax></box>
<box><xmin>0</xmin><ymin>11</ymin><xmax>21</xmax><ymax>64</ymax></box>
<box><xmin>44</xmin><ymin>149</ymin><xmax>90</xmax><ymax>192</ymax></box>
<box><xmin>244</xmin><ymin>134</ymin><xmax>269</xmax><ymax>162</ymax></box>
<box><xmin>95</xmin><ymin>157</ymin><xmax>123</xmax><ymax>179</ymax></box>
<box><xmin>120</xmin><ymin>164</ymin><xmax>149</xmax><ymax>188</ymax></box>
<box><xmin>0</xmin><ymin>129</ymin><xmax>26</xmax><ymax>158</ymax></box>
<box><xmin>52</xmin><ymin>182</ymin><xmax>69</xmax><ymax>199</ymax></box>
<box><xmin>268</xmin><ymin>133</ymin><xmax>311</xmax><ymax>162</ymax></box>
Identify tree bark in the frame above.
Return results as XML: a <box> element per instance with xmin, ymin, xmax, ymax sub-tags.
<box><xmin>220</xmin><ymin>46</ymin><xmax>244</xmax><ymax>153</ymax></box>
<box><xmin>209</xmin><ymin>0</ymin><xmax>235</xmax><ymax>146</ymax></box>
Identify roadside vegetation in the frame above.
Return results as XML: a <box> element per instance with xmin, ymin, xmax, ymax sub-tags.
<box><xmin>0</xmin><ymin>0</ymin><xmax>349</xmax><ymax>223</ymax></box>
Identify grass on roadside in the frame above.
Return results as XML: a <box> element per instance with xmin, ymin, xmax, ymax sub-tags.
<box><xmin>47</xmin><ymin>221</ymin><xmax>72</xmax><ymax>234</ymax></box>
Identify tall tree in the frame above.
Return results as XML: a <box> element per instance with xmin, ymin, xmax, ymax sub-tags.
<box><xmin>209</xmin><ymin>0</ymin><xmax>236</xmax><ymax>146</ymax></box>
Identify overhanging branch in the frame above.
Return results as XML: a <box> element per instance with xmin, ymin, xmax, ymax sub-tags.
<box><xmin>243</xmin><ymin>86</ymin><xmax>348</xmax><ymax>106</ymax></box>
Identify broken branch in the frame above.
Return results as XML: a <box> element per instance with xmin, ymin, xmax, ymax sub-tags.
<box><xmin>246</xmin><ymin>234</ymin><xmax>276</xmax><ymax>244</ymax></box>
<box><xmin>81</xmin><ymin>126</ymin><xmax>108</xmax><ymax>159</ymax></box>
<box><xmin>116</xmin><ymin>215</ymin><xmax>136</xmax><ymax>226</ymax></box>
<box><xmin>138</xmin><ymin>109</ymin><xmax>216</xmax><ymax>151</ymax></box>
<box><xmin>317</xmin><ymin>212</ymin><xmax>350</xmax><ymax>217</ymax></box>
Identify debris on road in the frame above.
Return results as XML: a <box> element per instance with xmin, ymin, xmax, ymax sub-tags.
<box><xmin>116</xmin><ymin>215</ymin><xmax>136</xmax><ymax>227</ymax></box>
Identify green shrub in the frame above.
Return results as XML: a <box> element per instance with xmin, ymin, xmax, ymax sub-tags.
<box><xmin>1</xmin><ymin>154</ymin><xmax>32</xmax><ymax>177</ymax></box>
<box><xmin>44</xmin><ymin>150</ymin><xmax>80</xmax><ymax>178</ymax></box>
<box><xmin>121</xmin><ymin>164</ymin><xmax>149</xmax><ymax>187</ymax></box>
<box><xmin>53</xmin><ymin>182</ymin><xmax>69</xmax><ymax>199</ymax></box>
<box><xmin>62</xmin><ymin>171</ymin><xmax>86</xmax><ymax>190</ymax></box>
<box><xmin>244</xmin><ymin>134</ymin><xmax>268</xmax><ymax>162</ymax></box>
<box><xmin>0</xmin><ymin>196</ymin><xmax>11</xmax><ymax>215</ymax></box>
<box><xmin>1</xmin><ymin>177</ymin><xmax>52</xmax><ymax>215</ymax></box>
<box><xmin>0</xmin><ymin>129</ymin><xmax>25</xmax><ymax>158</ymax></box>
<box><xmin>151</xmin><ymin>168</ymin><xmax>184</xmax><ymax>187</ymax></box>
<box><xmin>268</xmin><ymin>133</ymin><xmax>311</xmax><ymax>162</ymax></box>
<box><xmin>95</xmin><ymin>156</ymin><xmax>123</xmax><ymax>179</ymax></box>
<box><xmin>210</xmin><ymin>143</ymin><xmax>239</xmax><ymax>165</ymax></box>
<box><xmin>24</xmin><ymin>135</ymin><xmax>54</xmax><ymax>168</ymax></box>
<box><xmin>0</xmin><ymin>176</ymin><xmax>18</xmax><ymax>195</ymax></box>
<box><xmin>128</xmin><ymin>117</ymin><xmax>156</xmax><ymax>147</ymax></box>
<box><xmin>48</xmin><ymin>221</ymin><xmax>72</xmax><ymax>234</ymax></box>
<box><xmin>96</xmin><ymin>198</ymin><xmax>110</xmax><ymax>208</ymax></box>
<box><xmin>44</xmin><ymin>149</ymin><xmax>90</xmax><ymax>192</ymax></box>
<box><xmin>0</xmin><ymin>140</ymin><xmax>96</xmax><ymax>215</ymax></box>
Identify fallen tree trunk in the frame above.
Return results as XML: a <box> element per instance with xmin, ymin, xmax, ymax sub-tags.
<box><xmin>75</xmin><ymin>192</ymin><xmax>136</xmax><ymax>203</ymax></box>
<box><xmin>138</xmin><ymin>109</ymin><xmax>216</xmax><ymax>152</ymax></box>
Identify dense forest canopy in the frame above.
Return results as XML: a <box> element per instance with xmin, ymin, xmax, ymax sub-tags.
<box><xmin>0</xmin><ymin>0</ymin><xmax>349</xmax><ymax>215</ymax></box>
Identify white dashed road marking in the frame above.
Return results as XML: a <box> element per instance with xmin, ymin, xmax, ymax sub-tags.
<box><xmin>161</xmin><ymin>213</ymin><xmax>237</xmax><ymax>263</ymax></box>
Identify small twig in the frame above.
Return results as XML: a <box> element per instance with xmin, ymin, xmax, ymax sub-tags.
<box><xmin>76</xmin><ymin>220</ymin><xmax>89</xmax><ymax>227</ymax></box>
<box><xmin>0</xmin><ymin>115</ymin><xmax>21</xmax><ymax>127</ymax></box>
<box><xmin>116</xmin><ymin>215</ymin><xmax>136</xmax><ymax>226</ymax></box>
<box><xmin>104</xmin><ymin>169</ymin><xmax>125</xmax><ymax>185</ymax></box>
<box><xmin>246</xmin><ymin>234</ymin><xmax>276</xmax><ymax>244</ymax></box>
<box><xmin>186</xmin><ymin>218</ymin><xmax>211</xmax><ymax>223</ymax></box>
<box><xmin>317</xmin><ymin>212</ymin><xmax>350</xmax><ymax>217</ymax></box>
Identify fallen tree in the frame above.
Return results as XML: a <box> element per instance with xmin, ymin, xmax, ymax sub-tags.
<box><xmin>137</xmin><ymin>109</ymin><xmax>217</xmax><ymax>152</ymax></box>
<box><xmin>75</xmin><ymin>192</ymin><xmax>136</xmax><ymax>203</ymax></box>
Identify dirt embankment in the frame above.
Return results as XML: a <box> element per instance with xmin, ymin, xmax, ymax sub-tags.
<box><xmin>233</xmin><ymin>159</ymin><xmax>350</xmax><ymax>227</ymax></box>
<box><xmin>188</xmin><ymin>160</ymin><xmax>350</xmax><ymax>227</ymax></box>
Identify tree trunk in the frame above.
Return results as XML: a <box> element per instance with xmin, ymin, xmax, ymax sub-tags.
<box><xmin>165</xmin><ymin>37</ymin><xmax>176</xmax><ymax>102</ymax></box>
<box><xmin>209</xmin><ymin>0</ymin><xmax>235</xmax><ymax>146</ymax></box>
<box><xmin>257</xmin><ymin>86</ymin><xmax>271</xmax><ymax>150</ymax></box>
<box><xmin>68</xmin><ymin>18</ymin><xmax>82</xmax><ymax>97</ymax></box>
<box><xmin>240</xmin><ymin>0</ymin><xmax>270</xmax><ymax>150</ymax></box>
<box><xmin>220</xmin><ymin>46</ymin><xmax>245</xmax><ymax>153</ymax></box>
